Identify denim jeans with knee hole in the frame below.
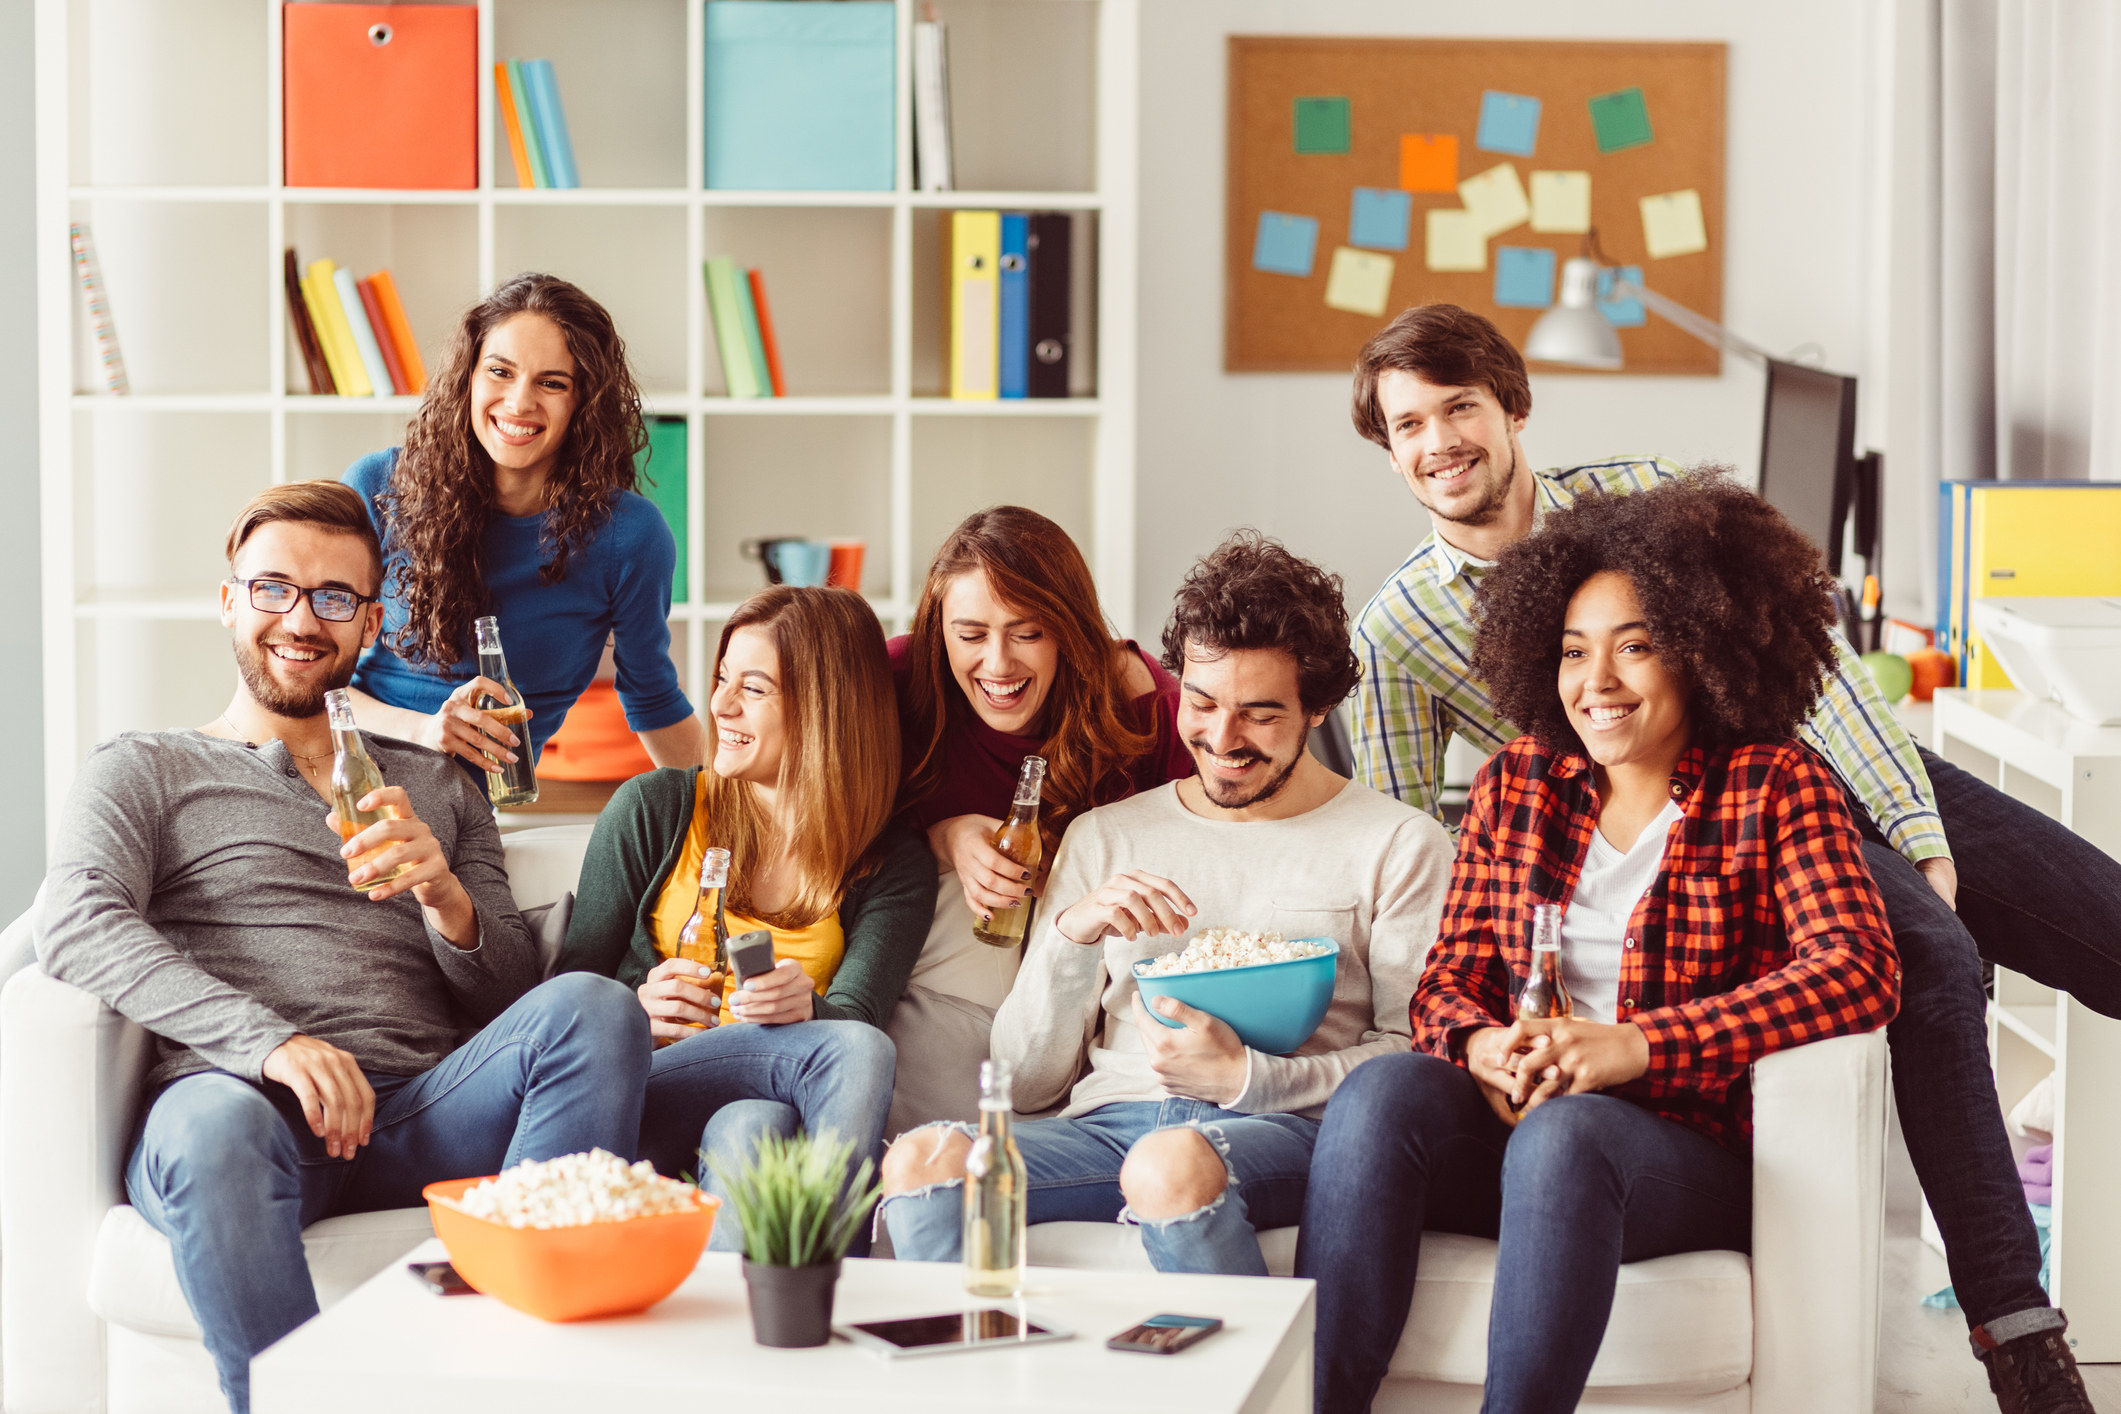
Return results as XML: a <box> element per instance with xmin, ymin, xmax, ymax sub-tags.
<box><xmin>879</xmin><ymin>1098</ymin><xmax>1318</xmax><ymax>1275</ymax></box>
<box><xmin>125</xmin><ymin>973</ymin><xmax>650</xmax><ymax>1414</ymax></box>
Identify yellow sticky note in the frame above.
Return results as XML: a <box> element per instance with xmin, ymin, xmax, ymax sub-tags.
<box><xmin>1458</xmin><ymin>163</ymin><xmax>1529</xmax><ymax>238</ymax></box>
<box><xmin>1425</xmin><ymin>209</ymin><xmax>1486</xmax><ymax>271</ymax></box>
<box><xmin>1324</xmin><ymin>247</ymin><xmax>1396</xmax><ymax>317</ymax></box>
<box><xmin>1640</xmin><ymin>188</ymin><xmax>1708</xmax><ymax>258</ymax></box>
<box><xmin>1529</xmin><ymin>171</ymin><xmax>1591</xmax><ymax>234</ymax></box>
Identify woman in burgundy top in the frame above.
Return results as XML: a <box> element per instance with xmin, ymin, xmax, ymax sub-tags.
<box><xmin>890</xmin><ymin>506</ymin><xmax>1195</xmax><ymax>926</ymax></box>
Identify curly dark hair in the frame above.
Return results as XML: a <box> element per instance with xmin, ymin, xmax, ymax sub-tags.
<box><xmin>1161</xmin><ymin>531</ymin><xmax>1361</xmax><ymax>716</ymax></box>
<box><xmin>378</xmin><ymin>272</ymin><xmax>647</xmax><ymax>666</ymax></box>
<box><xmin>1473</xmin><ymin>468</ymin><xmax>1842</xmax><ymax>756</ymax></box>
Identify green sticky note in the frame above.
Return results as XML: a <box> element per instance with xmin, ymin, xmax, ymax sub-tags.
<box><xmin>1588</xmin><ymin>87</ymin><xmax>1653</xmax><ymax>153</ymax></box>
<box><xmin>1294</xmin><ymin>97</ymin><xmax>1351</xmax><ymax>154</ymax></box>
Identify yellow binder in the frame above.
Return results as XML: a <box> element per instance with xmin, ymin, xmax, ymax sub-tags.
<box><xmin>1943</xmin><ymin>482</ymin><xmax>2121</xmax><ymax>688</ymax></box>
<box><xmin>950</xmin><ymin>211</ymin><xmax>1000</xmax><ymax>400</ymax></box>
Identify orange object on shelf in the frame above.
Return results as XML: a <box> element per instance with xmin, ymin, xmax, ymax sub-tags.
<box><xmin>538</xmin><ymin>679</ymin><xmax>657</xmax><ymax>781</ymax></box>
<box><xmin>284</xmin><ymin>4</ymin><xmax>477</xmax><ymax>190</ymax></box>
<box><xmin>1907</xmin><ymin>647</ymin><xmax>1958</xmax><ymax>703</ymax></box>
<box><xmin>424</xmin><ymin>1176</ymin><xmax>717</xmax><ymax>1322</ymax></box>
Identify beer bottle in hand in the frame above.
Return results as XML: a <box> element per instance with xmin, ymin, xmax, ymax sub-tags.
<box><xmin>325</xmin><ymin>688</ymin><xmax>413</xmax><ymax>893</ymax></box>
<box><xmin>655</xmin><ymin>847</ymin><xmax>731</xmax><ymax>1033</ymax></box>
<box><xmin>1514</xmin><ymin>902</ymin><xmax>1573</xmax><ymax>1019</ymax></box>
<box><xmin>972</xmin><ymin>756</ymin><xmax>1046</xmax><ymax>948</ymax></box>
<box><xmin>473</xmin><ymin>615</ymin><xmax>538</xmax><ymax>808</ymax></box>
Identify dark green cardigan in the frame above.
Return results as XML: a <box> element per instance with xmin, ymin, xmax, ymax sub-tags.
<box><xmin>556</xmin><ymin>767</ymin><xmax>938</xmax><ymax>1027</ymax></box>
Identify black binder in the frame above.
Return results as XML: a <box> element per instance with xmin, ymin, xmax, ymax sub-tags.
<box><xmin>1025</xmin><ymin>212</ymin><xmax>1071</xmax><ymax>398</ymax></box>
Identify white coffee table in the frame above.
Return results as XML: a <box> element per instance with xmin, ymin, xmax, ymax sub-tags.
<box><xmin>252</xmin><ymin>1240</ymin><xmax>1314</xmax><ymax>1413</ymax></box>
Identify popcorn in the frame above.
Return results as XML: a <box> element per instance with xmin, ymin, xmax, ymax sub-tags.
<box><xmin>1138</xmin><ymin>928</ymin><xmax>1328</xmax><ymax>976</ymax></box>
<box><xmin>445</xmin><ymin>1149</ymin><xmax>701</xmax><ymax>1229</ymax></box>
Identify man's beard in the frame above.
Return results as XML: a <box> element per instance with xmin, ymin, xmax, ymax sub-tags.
<box><xmin>1191</xmin><ymin>720</ymin><xmax>1310</xmax><ymax>810</ymax></box>
<box><xmin>1422</xmin><ymin>441</ymin><xmax>1519</xmax><ymax>528</ymax></box>
<box><xmin>233</xmin><ymin>636</ymin><xmax>357</xmax><ymax>719</ymax></box>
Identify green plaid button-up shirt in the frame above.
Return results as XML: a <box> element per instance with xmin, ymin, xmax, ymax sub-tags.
<box><xmin>1348</xmin><ymin>455</ymin><xmax>1950</xmax><ymax>866</ymax></box>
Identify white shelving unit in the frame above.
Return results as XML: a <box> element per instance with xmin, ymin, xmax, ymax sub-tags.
<box><xmin>35</xmin><ymin>0</ymin><xmax>1139</xmax><ymax>838</ymax></box>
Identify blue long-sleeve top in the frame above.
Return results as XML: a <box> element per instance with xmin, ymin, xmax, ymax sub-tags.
<box><xmin>342</xmin><ymin>449</ymin><xmax>694</xmax><ymax>769</ymax></box>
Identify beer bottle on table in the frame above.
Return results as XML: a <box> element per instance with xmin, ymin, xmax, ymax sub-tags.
<box><xmin>972</xmin><ymin>755</ymin><xmax>1046</xmax><ymax>948</ymax></box>
<box><xmin>656</xmin><ymin>847</ymin><xmax>730</xmax><ymax>1034</ymax></box>
<box><xmin>473</xmin><ymin>615</ymin><xmax>538</xmax><ymax>807</ymax></box>
<box><xmin>324</xmin><ymin>688</ymin><xmax>413</xmax><ymax>893</ymax></box>
<box><xmin>1514</xmin><ymin>902</ymin><xmax>1574</xmax><ymax>1019</ymax></box>
<box><xmin>963</xmin><ymin>1059</ymin><xmax>1027</xmax><ymax>1298</ymax></box>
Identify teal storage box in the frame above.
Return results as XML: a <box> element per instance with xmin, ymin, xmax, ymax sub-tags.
<box><xmin>704</xmin><ymin>1</ymin><xmax>895</xmax><ymax>191</ymax></box>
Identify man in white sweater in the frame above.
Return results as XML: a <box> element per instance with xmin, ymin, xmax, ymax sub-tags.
<box><xmin>880</xmin><ymin>533</ymin><xmax>1453</xmax><ymax>1274</ymax></box>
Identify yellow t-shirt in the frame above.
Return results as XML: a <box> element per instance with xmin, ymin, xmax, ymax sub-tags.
<box><xmin>650</xmin><ymin>773</ymin><xmax>844</xmax><ymax>1025</ymax></box>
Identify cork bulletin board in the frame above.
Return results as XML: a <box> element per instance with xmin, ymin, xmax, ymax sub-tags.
<box><xmin>1226</xmin><ymin>37</ymin><xmax>1727</xmax><ymax>374</ymax></box>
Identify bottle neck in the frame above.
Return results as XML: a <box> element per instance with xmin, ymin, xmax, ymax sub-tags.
<box><xmin>1532</xmin><ymin>944</ymin><xmax>1564</xmax><ymax>977</ymax></box>
<box><xmin>977</xmin><ymin>1095</ymin><xmax>1012</xmax><ymax>1133</ymax></box>
<box><xmin>477</xmin><ymin>648</ymin><xmax>511</xmax><ymax>685</ymax></box>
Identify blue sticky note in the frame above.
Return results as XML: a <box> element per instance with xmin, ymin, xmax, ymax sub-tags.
<box><xmin>1348</xmin><ymin>187</ymin><xmax>1412</xmax><ymax>250</ymax></box>
<box><xmin>1598</xmin><ymin>264</ymin><xmax>1647</xmax><ymax>327</ymax></box>
<box><xmin>1494</xmin><ymin>246</ymin><xmax>1557</xmax><ymax>308</ymax></box>
<box><xmin>1477</xmin><ymin>91</ymin><xmax>1541</xmax><ymax>157</ymax></box>
<box><xmin>1253</xmin><ymin>211</ymin><xmax>1320</xmax><ymax>277</ymax></box>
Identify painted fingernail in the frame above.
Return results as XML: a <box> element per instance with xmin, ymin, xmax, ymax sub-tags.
<box><xmin>1022</xmin><ymin>871</ymin><xmax>1032</xmax><ymax>882</ymax></box>
<box><xmin>981</xmin><ymin>912</ymin><xmax>992</xmax><ymax>922</ymax></box>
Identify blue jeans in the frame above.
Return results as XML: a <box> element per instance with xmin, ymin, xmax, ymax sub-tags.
<box><xmin>639</xmin><ymin>1018</ymin><xmax>896</xmax><ymax>1256</ymax></box>
<box><xmin>1297</xmin><ymin>1053</ymin><xmax>1750</xmax><ymax>1414</ymax></box>
<box><xmin>880</xmin><ymin>1099</ymin><xmax>1318</xmax><ymax>1275</ymax></box>
<box><xmin>126</xmin><ymin>973</ymin><xmax>649</xmax><ymax>1414</ymax></box>
<box><xmin>1850</xmin><ymin>746</ymin><xmax>2121</xmax><ymax>1337</ymax></box>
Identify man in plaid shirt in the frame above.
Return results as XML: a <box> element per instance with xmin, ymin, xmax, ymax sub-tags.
<box><xmin>1342</xmin><ymin>304</ymin><xmax>2110</xmax><ymax>1413</ymax></box>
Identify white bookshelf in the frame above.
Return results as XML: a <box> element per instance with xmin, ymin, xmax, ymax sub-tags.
<box><xmin>35</xmin><ymin>0</ymin><xmax>1139</xmax><ymax>840</ymax></box>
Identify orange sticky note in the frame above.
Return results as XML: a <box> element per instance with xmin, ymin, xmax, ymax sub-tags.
<box><xmin>1399</xmin><ymin>134</ymin><xmax>1458</xmax><ymax>194</ymax></box>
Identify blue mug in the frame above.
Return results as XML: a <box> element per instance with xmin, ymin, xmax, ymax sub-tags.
<box><xmin>772</xmin><ymin>540</ymin><xmax>833</xmax><ymax>588</ymax></box>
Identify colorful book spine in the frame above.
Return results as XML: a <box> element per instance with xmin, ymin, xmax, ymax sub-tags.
<box><xmin>283</xmin><ymin>248</ymin><xmax>334</xmax><ymax>395</ymax></box>
<box><xmin>304</xmin><ymin>259</ymin><xmax>372</xmax><ymax>397</ymax></box>
<box><xmin>635</xmin><ymin>417</ymin><xmax>689</xmax><ymax>601</ymax></box>
<box><xmin>997</xmin><ymin>213</ymin><xmax>1029</xmax><ymax>399</ymax></box>
<box><xmin>356</xmin><ymin>277</ymin><xmax>411</xmax><ymax>395</ymax></box>
<box><xmin>747</xmin><ymin>269</ymin><xmax>787</xmax><ymax>398</ymax></box>
<box><xmin>69</xmin><ymin>222</ymin><xmax>129</xmax><ymax>394</ymax></box>
<box><xmin>524</xmin><ymin>60</ymin><xmax>578</xmax><ymax>189</ymax></box>
<box><xmin>505</xmin><ymin>61</ymin><xmax>551</xmax><ymax>189</ymax></box>
<box><xmin>367</xmin><ymin>271</ymin><xmax>427</xmax><ymax>394</ymax></box>
<box><xmin>333</xmin><ymin>266</ymin><xmax>394</xmax><ymax>398</ymax></box>
<box><xmin>300</xmin><ymin>269</ymin><xmax>354</xmax><ymax>395</ymax></box>
<box><xmin>912</xmin><ymin>13</ymin><xmax>953</xmax><ymax>192</ymax></box>
<box><xmin>733</xmin><ymin>269</ymin><xmax>773</xmax><ymax>399</ymax></box>
<box><xmin>493</xmin><ymin>63</ymin><xmax>536</xmax><ymax>189</ymax></box>
<box><xmin>949</xmin><ymin>210</ymin><xmax>1000</xmax><ymax>400</ymax></box>
<box><xmin>704</xmin><ymin>258</ymin><xmax>762</xmax><ymax>398</ymax></box>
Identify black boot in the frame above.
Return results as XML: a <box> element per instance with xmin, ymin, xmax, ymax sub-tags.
<box><xmin>1982</xmin><ymin>1324</ymin><xmax>2096</xmax><ymax>1414</ymax></box>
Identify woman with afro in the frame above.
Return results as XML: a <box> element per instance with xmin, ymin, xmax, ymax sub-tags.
<box><xmin>1297</xmin><ymin>469</ymin><xmax>1903</xmax><ymax>1414</ymax></box>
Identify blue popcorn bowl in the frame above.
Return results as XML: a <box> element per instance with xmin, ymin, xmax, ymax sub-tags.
<box><xmin>1132</xmin><ymin>939</ymin><xmax>1340</xmax><ymax>1056</ymax></box>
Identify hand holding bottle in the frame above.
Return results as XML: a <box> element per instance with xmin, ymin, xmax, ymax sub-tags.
<box><xmin>637</xmin><ymin>957</ymin><xmax>724</xmax><ymax>1042</ymax></box>
<box><xmin>927</xmin><ymin>813</ymin><xmax>1035</xmax><ymax>915</ymax></box>
<box><xmin>419</xmin><ymin>675</ymin><xmax>526</xmax><ymax>769</ymax></box>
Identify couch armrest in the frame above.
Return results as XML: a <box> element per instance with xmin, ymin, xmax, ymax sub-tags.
<box><xmin>1749</xmin><ymin>1029</ymin><xmax>1889</xmax><ymax>1414</ymax></box>
<box><xmin>3</xmin><ymin>966</ymin><xmax>156</xmax><ymax>1414</ymax></box>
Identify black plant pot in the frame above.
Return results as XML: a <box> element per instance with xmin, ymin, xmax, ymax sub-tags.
<box><xmin>741</xmin><ymin>1257</ymin><xmax>842</xmax><ymax>1348</ymax></box>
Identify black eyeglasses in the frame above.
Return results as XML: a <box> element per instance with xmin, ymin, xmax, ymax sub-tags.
<box><xmin>230</xmin><ymin>577</ymin><xmax>380</xmax><ymax>623</ymax></box>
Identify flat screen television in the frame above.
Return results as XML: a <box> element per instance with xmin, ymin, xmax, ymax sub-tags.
<box><xmin>1758</xmin><ymin>359</ymin><xmax>1859</xmax><ymax>575</ymax></box>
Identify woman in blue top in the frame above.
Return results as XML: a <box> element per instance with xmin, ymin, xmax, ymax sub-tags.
<box><xmin>340</xmin><ymin>273</ymin><xmax>706</xmax><ymax>780</ymax></box>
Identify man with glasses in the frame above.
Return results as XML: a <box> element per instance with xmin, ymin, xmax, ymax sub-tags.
<box><xmin>37</xmin><ymin>483</ymin><xmax>651</xmax><ymax>1414</ymax></box>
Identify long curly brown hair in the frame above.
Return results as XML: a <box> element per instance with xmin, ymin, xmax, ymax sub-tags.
<box><xmin>901</xmin><ymin>507</ymin><xmax>1153</xmax><ymax>857</ymax></box>
<box><xmin>376</xmin><ymin>273</ymin><xmax>647</xmax><ymax>667</ymax></box>
<box><xmin>1472</xmin><ymin>467</ymin><xmax>1842</xmax><ymax>756</ymax></box>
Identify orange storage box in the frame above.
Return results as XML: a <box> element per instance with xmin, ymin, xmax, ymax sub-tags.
<box><xmin>423</xmin><ymin>1176</ymin><xmax>718</xmax><ymax>1322</ymax></box>
<box><xmin>284</xmin><ymin>4</ymin><xmax>477</xmax><ymax>189</ymax></box>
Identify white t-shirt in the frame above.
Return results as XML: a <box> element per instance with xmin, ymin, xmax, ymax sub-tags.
<box><xmin>1560</xmin><ymin>800</ymin><xmax>1683</xmax><ymax>1022</ymax></box>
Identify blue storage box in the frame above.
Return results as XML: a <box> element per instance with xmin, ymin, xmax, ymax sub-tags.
<box><xmin>705</xmin><ymin>1</ymin><xmax>896</xmax><ymax>191</ymax></box>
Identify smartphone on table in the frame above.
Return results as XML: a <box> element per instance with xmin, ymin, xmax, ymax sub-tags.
<box><xmin>406</xmin><ymin>1260</ymin><xmax>476</xmax><ymax>1296</ymax></box>
<box><xmin>1106</xmin><ymin>1314</ymin><xmax>1223</xmax><ymax>1354</ymax></box>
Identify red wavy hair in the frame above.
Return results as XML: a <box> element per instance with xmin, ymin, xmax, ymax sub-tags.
<box><xmin>901</xmin><ymin>507</ymin><xmax>1152</xmax><ymax>855</ymax></box>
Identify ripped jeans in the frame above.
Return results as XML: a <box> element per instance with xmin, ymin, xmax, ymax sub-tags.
<box><xmin>880</xmin><ymin>1098</ymin><xmax>1318</xmax><ymax>1275</ymax></box>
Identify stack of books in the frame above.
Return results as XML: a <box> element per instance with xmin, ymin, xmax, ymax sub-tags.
<box><xmin>945</xmin><ymin>211</ymin><xmax>1074</xmax><ymax>400</ymax></box>
<box><xmin>285</xmin><ymin>249</ymin><xmax>426</xmax><ymax>398</ymax></box>
<box><xmin>495</xmin><ymin>60</ymin><xmax>579</xmax><ymax>189</ymax></box>
<box><xmin>704</xmin><ymin>258</ymin><xmax>786</xmax><ymax>399</ymax></box>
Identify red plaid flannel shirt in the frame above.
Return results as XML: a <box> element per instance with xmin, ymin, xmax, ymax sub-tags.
<box><xmin>1413</xmin><ymin>736</ymin><xmax>1900</xmax><ymax>1152</ymax></box>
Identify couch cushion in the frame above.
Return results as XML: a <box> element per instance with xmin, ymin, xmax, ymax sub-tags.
<box><xmin>1028</xmin><ymin>1222</ymin><xmax>1751</xmax><ymax>1392</ymax></box>
<box><xmin>500</xmin><ymin>823</ymin><xmax>595</xmax><ymax>912</ymax></box>
<box><xmin>89</xmin><ymin>1204</ymin><xmax>434</xmax><ymax>1339</ymax></box>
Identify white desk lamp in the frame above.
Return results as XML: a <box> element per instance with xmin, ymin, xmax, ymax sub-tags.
<box><xmin>1524</xmin><ymin>254</ymin><xmax>1775</xmax><ymax>369</ymax></box>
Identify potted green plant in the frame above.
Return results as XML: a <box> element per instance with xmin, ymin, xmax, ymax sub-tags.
<box><xmin>708</xmin><ymin>1129</ymin><xmax>880</xmax><ymax>1347</ymax></box>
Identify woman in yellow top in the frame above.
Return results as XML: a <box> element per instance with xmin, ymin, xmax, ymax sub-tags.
<box><xmin>558</xmin><ymin>587</ymin><xmax>936</xmax><ymax>1252</ymax></box>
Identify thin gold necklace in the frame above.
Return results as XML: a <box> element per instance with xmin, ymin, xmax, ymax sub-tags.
<box><xmin>215</xmin><ymin>714</ymin><xmax>335</xmax><ymax>778</ymax></box>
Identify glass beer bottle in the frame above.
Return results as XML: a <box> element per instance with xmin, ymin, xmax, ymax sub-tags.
<box><xmin>656</xmin><ymin>847</ymin><xmax>730</xmax><ymax>1033</ymax></box>
<box><xmin>963</xmin><ymin>1060</ymin><xmax>1027</xmax><ymax>1298</ymax></box>
<box><xmin>324</xmin><ymin>688</ymin><xmax>413</xmax><ymax>893</ymax></box>
<box><xmin>473</xmin><ymin>615</ymin><xmax>538</xmax><ymax>808</ymax></box>
<box><xmin>972</xmin><ymin>756</ymin><xmax>1046</xmax><ymax>948</ymax></box>
<box><xmin>1514</xmin><ymin>902</ymin><xmax>1574</xmax><ymax>1019</ymax></box>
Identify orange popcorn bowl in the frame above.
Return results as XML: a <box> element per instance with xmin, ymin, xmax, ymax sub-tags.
<box><xmin>422</xmin><ymin>1176</ymin><xmax>719</xmax><ymax>1322</ymax></box>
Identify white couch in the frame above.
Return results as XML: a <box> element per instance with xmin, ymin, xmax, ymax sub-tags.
<box><xmin>1</xmin><ymin>823</ymin><xmax>1889</xmax><ymax>1414</ymax></box>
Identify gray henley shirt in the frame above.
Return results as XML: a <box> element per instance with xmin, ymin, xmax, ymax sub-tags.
<box><xmin>38</xmin><ymin>729</ymin><xmax>540</xmax><ymax>1090</ymax></box>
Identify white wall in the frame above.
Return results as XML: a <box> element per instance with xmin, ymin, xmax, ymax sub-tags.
<box><xmin>1133</xmin><ymin>0</ymin><xmax>1892</xmax><ymax>631</ymax></box>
